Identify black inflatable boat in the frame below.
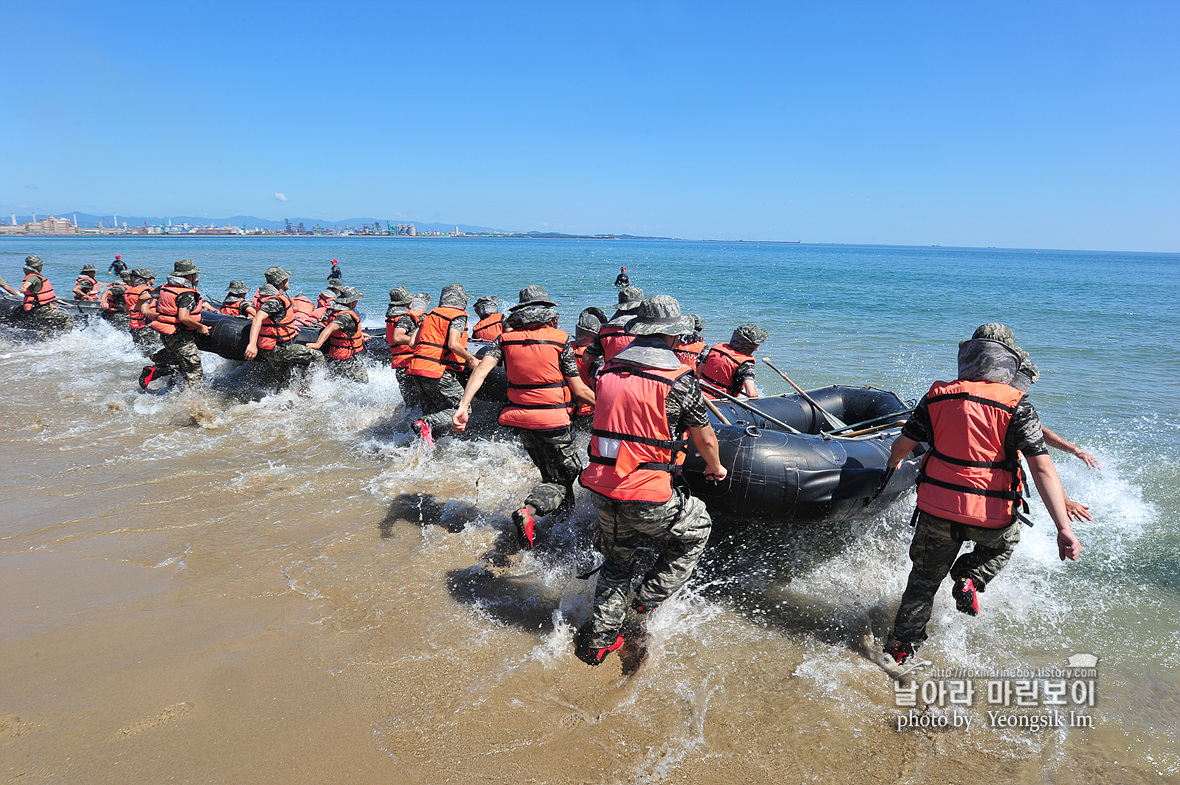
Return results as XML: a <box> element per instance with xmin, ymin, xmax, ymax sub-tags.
<box><xmin>679</xmin><ymin>386</ymin><xmax>921</xmax><ymax>523</ymax></box>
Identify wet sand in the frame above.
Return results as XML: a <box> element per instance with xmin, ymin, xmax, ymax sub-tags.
<box><xmin>1</xmin><ymin>330</ymin><xmax>1175</xmax><ymax>784</ymax></box>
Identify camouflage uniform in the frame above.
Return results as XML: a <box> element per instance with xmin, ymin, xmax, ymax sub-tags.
<box><xmin>19</xmin><ymin>302</ymin><xmax>74</xmax><ymax>338</ymax></box>
<box><xmin>583</xmin><ymin>326</ymin><xmax>715</xmax><ymax>651</ymax></box>
<box><xmin>887</xmin><ymin>333</ymin><xmax>1048</xmax><ymax>650</ymax></box>
<box><xmin>386</xmin><ymin>289</ymin><xmax>421</xmax><ymax>408</ymax></box>
<box><xmin>412</xmin><ymin>287</ymin><xmax>469</xmax><ymax>436</ymax></box>
<box><xmin>482</xmin><ymin>299</ymin><xmax>585</xmax><ymax>516</ymax></box>
<box><xmin>588</xmin><ymin>488</ymin><xmax>712</xmax><ymax>647</ymax></box>
<box><xmin>152</xmin><ymin>330</ymin><xmax>204</xmax><ymax>388</ymax></box>
<box><xmin>256</xmin><ymin>284</ymin><xmax>325</xmax><ymax>386</ymax></box>
<box><xmin>323</xmin><ymin>300</ymin><xmax>369</xmax><ymax>384</ymax></box>
<box><xmin>150</xmin><ymin>272</ymin><xmax>206</xmax><ymax>388</ymax></box>
<box><xmin>417</xmin><ymin>372</ymin><xmax>465</xmax><ymax>432</ymax></box>
<box><xmin>16</xmin><ymin>261</ymin><xmax>74</xmax><ymax>338</ymax></box>
<box><xmin>890</xmin><ymin>511</ymin><xmax>1024</xmax><ymax>646</ymax></box>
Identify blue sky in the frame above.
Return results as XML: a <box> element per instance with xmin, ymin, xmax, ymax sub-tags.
<box><xmin>2</xmin><ymin>1</ymin><xmax>1177</xmax><ymax>251</ymax></box>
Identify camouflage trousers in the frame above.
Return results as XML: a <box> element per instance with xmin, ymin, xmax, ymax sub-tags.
<box><xmin>327</xmin><ymin>355</ymin><xmax>369</xmax><ymax>384</ymax></box>
<box><xmin>586</xmin><ymin>488</ymin><xmax>713</xmax><ymax>648</ymax></box>
<box><xmin>889</xmin><ymin>510</ymin><xmax>1023</xmax><ymax>647</ymax></box>
<box><xmin>18</xmin><ymin>306</ymin><xmax>73</xmax><ymax>338</ymax></box>
<box><xmin>152</xmin><ymin>330</ymin><xmax>204</xmax><ymax>388</ymax></box>
<box><xmin>394</xmin><ymin>368</ymin><xmax>420</xmax><ymax>409</ymax></box>
<box><xmin>261</xmin><ymin>342</ymin><xmax>325</xmax><ymax>387</ymax></box>
<box><xmin>131</xmin><ymin>326</ymin><xmax>162</xmax><ymax>352</ymax></box>
<box><xmin>516</xmin><ymin>426</ymin><xmax>583</xmax><ymax>516</ymax></box>
<box><xmin>414</xmin><ymin>372</ymin><xmax>464</xmax><ymax>436</ymax></box>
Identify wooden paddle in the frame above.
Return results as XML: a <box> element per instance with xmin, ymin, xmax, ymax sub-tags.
<box><xmin>761</xmin><ymin>358</ymin><xmax>848</xmax><ymax>431</ymax></box>
<box><xmin>702</xmin><ymin>397</ymin><xmax>732</xmax><ymax>426</ymax></box>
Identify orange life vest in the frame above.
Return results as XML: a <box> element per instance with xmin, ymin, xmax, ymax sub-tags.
<box><xmin>572</xmin><ymin>342</ymin><xmax>595</xmax><ymax>416</ymax></box>
<box><xmin>74</xmin><ymin>275</ymin><xmax>100</xmax><ymax>301</ymax></box>
<box><xmin>497</xmin><ymin>326</ymin><xmax>573</xmax><ymax>430</ymax></box>
<box><xmin>698</xmin><ymin>343</ymin><xmax>753</xmax><ymax>398</ymax></box>
<box><xmin>472</xmin><ymin>313</ymin><xmax>505</xmax><ymax>342</ymax></box>
<box><xmin>579</xmin><ymin>362</ymin><xmax>694</xmax><ymax>504</ymax></box>
<box><xmin>290</xmin><ymin>296</ymin><xmax>315</xmax><ymax>324</ymax></box>
<box><xmin>309</xmin><ymin>305</ymin><xmax>332</xmax><ymax>325</ymax></box>
<box><xmin>150</xmin><ymin>284</ymin><xmax>204</xmax><ymax>334</ymax></box>
<box><xmin>673</xmin><ymin>339</ymin><xmax>706</xmax><ymax>368</ymax></box>
<box><xmin>257</xmin><ymin>294</ymin><xmax>300</xmax><ymax>351</ymax></box>
<box><xmin>219</xmin><ymin>299</ymin><xmax>249</xmax><ymax>317</ymax></box>
<box><xmin>597</xmin><ymin>320</ymin><xmax>637</xmax><ymax>363</ymax></box>
<box><xmin>125</xmin><ymin>285</ymin><xmax>150</xmax><ymax>329</ymax></box>
<box><xmin>22</xmin><ymin>272</ymin><xmax>56</xmax><ymax>311</ymax></box>
<box><xmin>326</xmin><ymin>308</ymin><xmax>366</xmax><ymax>360</ymax></box>
<box><xmin>387</xmin><ymin>310</ymin><xmax>423</xmax><ymax>368</ymax></box>
<box><xmin>915</xmin><ymin>379</ymin><xmax>1029</xmax><ymax>529</ymax></box>
<box><xmin>408</xmin><ymin>306</ymin><xmax>468</xmax><ymax>378</ymax></box>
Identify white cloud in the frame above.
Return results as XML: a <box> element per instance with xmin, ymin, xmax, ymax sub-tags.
<box><xmin>274</xmin><ymin>192</ymin><xmax>288</xmax><ymax>202</ymax></box>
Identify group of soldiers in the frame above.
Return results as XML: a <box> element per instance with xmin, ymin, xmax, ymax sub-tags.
<box><xmin>5</xmin><ymin>254</ymin><xmax>1099</xmax><ymax>669</ymax></box>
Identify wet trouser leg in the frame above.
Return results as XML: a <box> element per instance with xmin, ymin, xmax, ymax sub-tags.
<box><xmin>889</xmin><ymin>511</ymin><xmax>1022</xmax><ymax>647</ymax></box>
<box><xmin>414</xmin><ymin>371</ymin><xmax>463</xmax><ymax>435</ymax></box>
<box><xmin>951</xmin><ymin>520</ymin><xmax>1022</xmax><ymax>591</ymax></box>
<box><xmin>327</xmin><ymin>356</ymin><xmax>369</xmax><ymax>383</ymax></box>
<box><xmin>587</xmin><ymin>489</ymin><xmax>713</xmax><ymax>648</ymax></box>
<box><xmin>394</xmin><ymin>367</ymin><xmax>419</xmax><ymax>409</ymax></box>
<box><xmin>262</xmin><ymin>343</ymin><xmax>325</xmax><ymax>387</ymax></box>
<box><xmin>516</xmin><ymin>426</ymin><xmax>583</xmax><ymax>516</ymax></box>
<box><xmin>20</xmin><ymin>306</ymin><xmax>74</xmax><ymax>338</ymax></box>
<box><xmin>156</xmin><ymin>331</ymin><xmax>203</xmax><ymax>388</ymax></box>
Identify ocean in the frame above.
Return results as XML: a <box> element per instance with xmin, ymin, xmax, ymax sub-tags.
<box><xmin>1</xmin><ymin>236</ymin><xmax>1177</xmax><ymax>783</ymax></box>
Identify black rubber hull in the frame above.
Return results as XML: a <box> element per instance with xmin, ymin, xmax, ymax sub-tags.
<box><xmin>680</xmin><ymin>386</ymin><xmax>921</xmax><ymax>523</ymax></box>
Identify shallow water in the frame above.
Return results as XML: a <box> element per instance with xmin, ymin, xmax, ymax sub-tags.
<box><xmin>1</xmin><ymin>237</ymin><xmax>1178</xmax><ymax>783</ymax></box>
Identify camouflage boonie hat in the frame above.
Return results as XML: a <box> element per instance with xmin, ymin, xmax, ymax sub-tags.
<box><xmin>264</xmin><ymin>265</ymin><xmax>290</xmax><ymax>285</ymax></box>
<box><xmin>131</xmin><ymin>267</ymin><xmax>154</xmax><ymax>281</ymax></box>
<box><xmin>628</xmin><ymin>295</ymin><xmax>694</xmax><ymax>336</ymax></box>
<box><xmin>24</xmin><ymin>255</ymin><xmax>43</xmax><ymax>270</ymax></box>
<box><xmin>616</xmin><ymin>285</ymin><xmax>644</xmax><ymax>312</ymax></box>
<box><xmin>957</xmin><ymin>338</ymin><xmax>1020</xmax><ymax>384</ymax></box>
<box><xmin>1012</xmin><ymin>358</ymin><xmax>1040</xmax><ymax>393</ymax></box>
<box><xmin>507</xmin><ymin>305</ymin><xmax>559</xmax><ymax>328</ymax></box>
<box><xmin>414</xmin><ymin>292</ymin><xmax>432</xmax><ymax>307</ymax></box>
<box><xmin>118</xmin><ymin>269</ymin><xmax>133</xmax><ymax>282</ymax></box>
<box><xmin>474</xmin><ymin>295</ymin><xmax>500</xmax><ymax>317</ymax></box>
<box><xmin>732</xmin><ymin>323</ymin><xmax>769</xmax><ymax>347</ymax></box>
<box><xmin>334</xmin><ymin>286</ymin><xmax>363</xmax><ymax>305</ymax></box>
<box><xmin>972</xmin><ymin>323</ymin><xmax>1017</xmax><ymax>351</ymax></box>
<box><xmin>173</xmin><ymin>259</ymin><xmax>200</xmax><ymax>276</ymax></box>
<box><xmin>326</xmin><ymin>278</ymin><xmax>345</xmax><ymax>292</ymax></box>
<box><xmin>439</xmin><ymin>284</ymin><xmax>468</xmax><ymax>308</ymax></box>
<box><xmin>80</xmin><ymin>264</ymin><xmax>97</xmax><ymax>274</ymax></box>
<box><xmin>226</xmin><ymin>279</ymin><xmax>248</xmax><ymax>294</ymax></box>
<box><xmin>577</xmin><ymin>306</ymin><xmax>607</xmax><ymax>334</ymax></box>
<box><xmin>388</xmin><ymin>286</ymin><xmax>412</xmax><ymax>306</ymax></box>
<box><xmin>509</xmin><ymin>285</ymin><xmax>557</xmax><ymax>312</ymax></box>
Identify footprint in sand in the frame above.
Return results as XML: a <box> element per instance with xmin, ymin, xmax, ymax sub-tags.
<box><xmin>117</xmin><ymin>702</ymin><xmax>194</xmax><ymax>738</ymax></box>
<box><xmin>0</xmin><ymin>714</ymin><xmax>39</xmax><ymax>739</ymax></box>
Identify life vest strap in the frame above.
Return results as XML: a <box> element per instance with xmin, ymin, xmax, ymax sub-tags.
<box><xmin>917</xmin><ymin>474</ymin><xmax>1022</xmax><ymax>501</ymax></box>
<box><xmin>508</xmin><ymin>380</ymin><xmax>566</xmax><ymax>390</ymax></box>
<box><xmin>926</xmin><ymin>391</ymin><xmax>1018</xmax><ymax>415</ymax></box>
<box><xmin>591</xmin><ymin>427</ymin><xmax>684</xmax><ymax>451</ymax></box>
<box><xmin>929</xmin><ymin>447</ymin><xmax>1016</xmax><ymax>470</ymax></box>
<box><xmin>502</xmin><ymin>338</ymin><xmax>567</xmax><ymax>348</ymax></box>
<box><xmin>598</xmin><ymin>366</ymin><xmax>679</xmax><ymax>388</ymax></box>
<box><xmin>588</xmin><ymin>455</ymin><xmax>682</xmax><ymax>473</ymax></box>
